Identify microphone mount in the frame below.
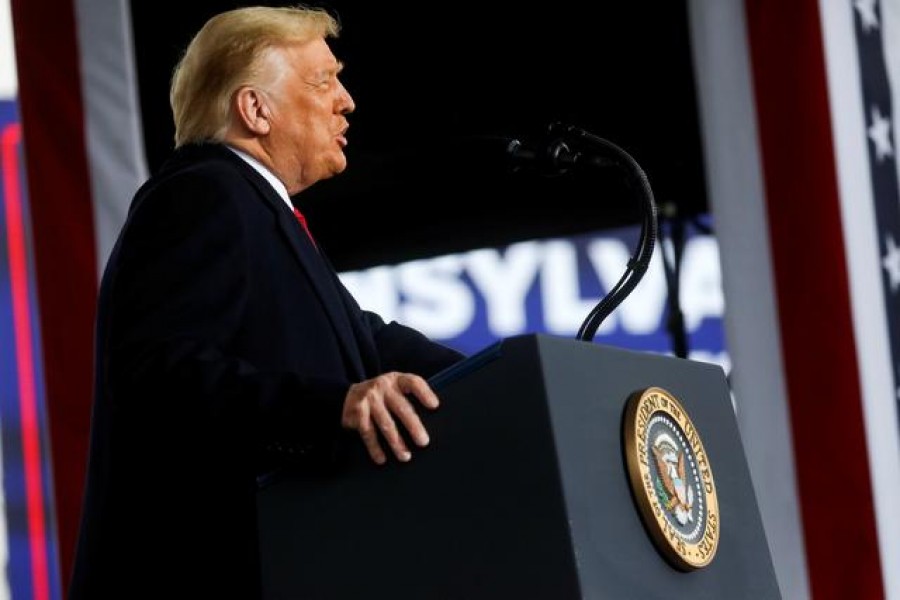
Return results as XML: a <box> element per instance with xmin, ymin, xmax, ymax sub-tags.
<box><xmin>503</xmin><ymin>123</ymin><xmax>658</xmax><ymax>342</ymax></box>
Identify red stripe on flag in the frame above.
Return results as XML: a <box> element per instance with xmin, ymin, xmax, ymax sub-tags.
<box><xmin>11</xmin><ymin>0</ymin><xmax>99</xmax><ymax>593</ymax></box>
<box><xmin>3</xmin><ymin>123</ymin><xmax>49</xmax><ymax>600</ymax></box>
<box><xmin>745</xmin><ymin>1</ymin><xmax>884</xmax><ymax>598</ymax></box>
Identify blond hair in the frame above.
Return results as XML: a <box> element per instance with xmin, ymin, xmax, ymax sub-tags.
<box><xmin>170</xmin><ymin>5</ymin><xmax>339</xmax><ymax>147</ymax></box>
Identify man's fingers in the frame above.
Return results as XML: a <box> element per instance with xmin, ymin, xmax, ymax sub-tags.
<box><xmin>357</xmin><ymin>421</ymin><xmax>386</xmax><ymax>465</ymax></box>
<box><xmin>343</xmin><ymin>390</ymin><xmax>385</xmax><ymax>464</ymax></box>
<box><xmin>372</xmin><ymin>402</ymin><xmax>412</xmax><ymax>462</ymax></box>
<box><xmin>386</xmin><ymin>393</ymin><xmax>430</xmax><ymax>448</ymax></box>
<box><xmin>343</xmin><ymin>374</ymin><xmax>441</xmax><ymax>465</ymax></box>
<box><xmin>398</xmin><ymin>374</ymin><xmax>440</xmax><ymax>409</ymax></box>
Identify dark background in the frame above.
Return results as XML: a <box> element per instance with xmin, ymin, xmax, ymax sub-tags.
<box><xmin>131</xmin><ymin>1</ymin><xmax>707</xmax><ymax>270</ymax></box>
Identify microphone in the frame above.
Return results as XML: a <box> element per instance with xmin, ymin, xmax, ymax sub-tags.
<box><xmin>428</xmin><ymin>122</ymin><xmax>657</xmax><ymax>342</ymax></box>
<box><xmin>467</xmin><ymin>123</ymin><xmax>658</xmax><ymax>343</ymax></box>
<box><xmin>504</xmin><ymin>137</ymin><xmax>578</xmax><ymax>174</ymax></box>
<box><xmin>459</xmin><ymin>131</ymin><xmax>617</xmax><ymax>175</ymax></box>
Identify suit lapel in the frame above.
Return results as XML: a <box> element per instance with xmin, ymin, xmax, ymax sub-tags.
<box><xmin>220</xmin><ymin>148</ymin><xmax>367</xmax><ymax>380</ymax></box>
<box><xmin>319</xmin><ymin>252</ymin><xmax>382</xmax><ymax>377</ymax></box>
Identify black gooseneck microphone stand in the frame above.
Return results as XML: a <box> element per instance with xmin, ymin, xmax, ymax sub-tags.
<box><xmin>519</xmin><ymin>123</ymin><xmax>658</xmax><ymax>343</ymax></box>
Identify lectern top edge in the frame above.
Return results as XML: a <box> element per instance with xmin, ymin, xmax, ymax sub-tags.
<box><xmin>429</xmin><ymin>338</ymin><xmax>503</xmax><ymax>391</ymax></box>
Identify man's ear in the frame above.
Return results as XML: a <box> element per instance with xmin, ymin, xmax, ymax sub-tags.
<box><xmin>234</xmin><ymin>87</ymin><xmax>271</xmax><ymax>135</ymax></box>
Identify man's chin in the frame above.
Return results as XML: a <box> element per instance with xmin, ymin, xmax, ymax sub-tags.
<box><xmin>306</xmin><ymin>156</ymin><xmax>348</xmax><ymax>187</ymax></box>
<box><xmin>331</xmin><ymin>156</ymin><xmax>349</xmax><ymax>175</ymax></box>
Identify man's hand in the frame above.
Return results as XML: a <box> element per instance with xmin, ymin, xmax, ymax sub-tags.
<box><xmin>341</xmin><ymin>372</ymin><xmax>440</xmax><ymax>465</ymax></box>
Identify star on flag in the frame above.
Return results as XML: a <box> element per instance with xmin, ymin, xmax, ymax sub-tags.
<box><xmin>854</xmin><ymin>0</ymin><xmax>880</xmax><ymax>33</ymax></box>
<box><xmin>868</xmin><ymin>105</ymin><xmax>894</xmax><ymax>163</ymax></box>
<box><xmin>881</xmin><ymin>235</ymin><xmax>900</xmax><ymax>293</ymax></box>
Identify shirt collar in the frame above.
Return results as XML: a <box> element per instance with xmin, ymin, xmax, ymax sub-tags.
<box><xmin>226</xmin><ymin>145</ymin><xmax>294</xmax><ymax>211</ymax></box>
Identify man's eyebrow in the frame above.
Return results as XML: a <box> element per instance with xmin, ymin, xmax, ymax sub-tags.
<box><xmin>314</xmin><ymin>61</ymin><xmax>343</xmax><ymax>80</ymax></box>
<box><xmin>306</xmin><ymin>61</ymin><xmax>344</xmax><ymax>84</ymax></box>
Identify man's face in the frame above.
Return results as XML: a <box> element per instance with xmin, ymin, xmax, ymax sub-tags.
<box><xmin>260</xmin><ymin>38</ymin><xmax>355</xmax><ymax>194</ymax></box>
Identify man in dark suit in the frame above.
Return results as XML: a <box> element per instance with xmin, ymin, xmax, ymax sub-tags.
<box><xmin>69</xmin><ymin>6</ymin><xmax>464</xmax><ymax>598</ymax></box>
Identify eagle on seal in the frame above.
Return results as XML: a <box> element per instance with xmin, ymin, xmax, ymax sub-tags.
<box><xmin>652</xmin><ymin>435</ymin><xmax>694</xmax><ymax>526</ymax></box>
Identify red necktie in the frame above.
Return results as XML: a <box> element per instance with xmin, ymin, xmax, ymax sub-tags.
<box><xmin>292</xmin><ymin>207</ymin><xmax>316</xmax><ymax>247</ymax></box>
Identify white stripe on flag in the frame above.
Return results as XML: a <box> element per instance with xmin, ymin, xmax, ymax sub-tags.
<box><xmin>74</xmin><ymin>0</ymin><xmax>147</xmax><ymax>273</ymax></box>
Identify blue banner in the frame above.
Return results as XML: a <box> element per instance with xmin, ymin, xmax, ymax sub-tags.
<box><xmin>340</xmin><ymin>221</ymin><xmax>728</xmax><ymax>370</ymax></box>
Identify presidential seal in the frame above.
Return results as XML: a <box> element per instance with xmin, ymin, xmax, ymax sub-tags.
<box><xmin>623</xmin><ymin>386</ymin><xmax>720</xmax><ymax>570</ymax></box>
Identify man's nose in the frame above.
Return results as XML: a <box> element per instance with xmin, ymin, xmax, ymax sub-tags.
<box><xmin>337</xmin><ymin>81</ymin><xmax>355</xmax><ymax>115</ymax></box>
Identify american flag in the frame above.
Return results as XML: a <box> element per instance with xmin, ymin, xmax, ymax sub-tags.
<box><xmin>694</xmin><ymin>0</ymin><xmax>900</xmax><ymax>598</ymax></box>
<box><xmin>853</xmin><ymin>0</ymin><xmax>900</xmax><ymax>398</ymax></box>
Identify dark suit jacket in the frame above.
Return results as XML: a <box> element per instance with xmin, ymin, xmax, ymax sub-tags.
<box><xmin>69</xmin><ymin>143</ymin><xmax>464</xmax><ymax>599</ymax></box>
